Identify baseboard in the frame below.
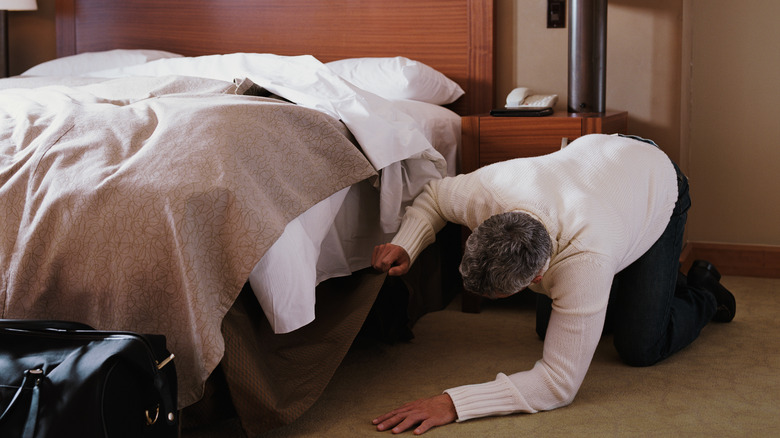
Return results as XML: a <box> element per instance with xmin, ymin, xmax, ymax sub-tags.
<box><xmin>680</xmin><ymin>242</ymin><xmax>780</xmax><ymax>278</ymax></box>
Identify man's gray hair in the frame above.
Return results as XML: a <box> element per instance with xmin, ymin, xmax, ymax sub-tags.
<box><xmin>459</xmin><ymin>212</ymin><xmax>552</xmax><ymax>299</ymax></box>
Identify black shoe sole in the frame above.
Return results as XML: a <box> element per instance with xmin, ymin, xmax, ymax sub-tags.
<box><xmin>688</xmin><ymin>259</ymin><xmax>721</xmax><ymax>282</ymax></box>
<box><xmin>687</xmin><ymin>260</ymin><xmax>735</xmax><ymax>323</ymax></box>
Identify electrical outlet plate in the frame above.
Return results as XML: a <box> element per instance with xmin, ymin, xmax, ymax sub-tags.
<box><xmin>548</xmin><ymin>0</ymin><xmax>566</xmax><ymax>28</ymax></box>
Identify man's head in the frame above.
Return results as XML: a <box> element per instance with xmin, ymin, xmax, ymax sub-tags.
<box><xmin>459</xmin><ymin>212</ymin><xmax>552</xmax><ymax>299</ymax></box>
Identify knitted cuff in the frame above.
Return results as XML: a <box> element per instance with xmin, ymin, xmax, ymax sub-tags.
<box><xmin>390</xmin><ymin>213</ymin><xmax>436</xmax><ymax>264</ymax></box>
<box><xmin>444</xmin><ymin>373</ymin><xmax>533</xmax><ymax>422</ymax></box>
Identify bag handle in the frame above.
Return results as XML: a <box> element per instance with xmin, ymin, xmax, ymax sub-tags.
<box><xmin>0</xmin><ymin>369</ymin><xmax>44</xmax><ymax>438</ymax></box>
<box><xmin>0</xmin><ymin>319</ymin><xmax>94</xmax><ymax>331</ymax></box>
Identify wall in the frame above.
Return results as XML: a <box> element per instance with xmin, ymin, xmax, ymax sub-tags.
<box><xmin>496</xmin><ymin>0</ymin><xmax>684</xmax><ymax>162</ymax></box>
<box><xmin>7</xmin><ymin>0</ymin><xmax>780</xmax><ymax>254</ymax></box>
<box><xmin>687</xmin><ymin>0</ymin><xmax>780</xmax><ymax>246</ymax></box>
<box><xmin>496</xmin><ymin>0</ymin><xmax>780</xmax><ymax>255</ymax></box>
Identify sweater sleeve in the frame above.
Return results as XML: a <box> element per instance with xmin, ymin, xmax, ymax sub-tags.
<box><xmin>391</xmin><ymin>173</ymin><xmax>499</xmax><ymax>264</ymax></box>
<box><xmin>389</xmin><ymin>180</ymin><xmax>447</xmax><ymax>264</ymax></box>
<box><xmin>445</xmin><ymin>253</ymin><xmax>614</xmax><ymax>421</ymax></box>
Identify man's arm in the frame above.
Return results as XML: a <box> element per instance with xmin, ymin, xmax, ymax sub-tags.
<box><xmin>387</xmin><ymin>181</ymin><xmax>448</xmax><ymax>265</ymax></box>
<box><xmin>447</xmin><ymin>255</ymin><xmax>613</xmax><ymax>419</ymax></box>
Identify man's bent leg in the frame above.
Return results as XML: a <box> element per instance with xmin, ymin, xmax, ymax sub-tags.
<box><xmin>610</xmin><ymin>163</ymin><xmax>716</xmax><ymax>366</ymax></box>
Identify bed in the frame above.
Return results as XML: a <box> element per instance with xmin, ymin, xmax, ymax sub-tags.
<box><xmin>1</xmin><ymin>0</ymin><xmax>494</xmax><ymax>435</ymax></box>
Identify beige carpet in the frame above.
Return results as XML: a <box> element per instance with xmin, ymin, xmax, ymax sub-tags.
<box><xmin>259</xmin><ymin>276</ymin><xmax>779</xmax><ymax>437</ymax></box>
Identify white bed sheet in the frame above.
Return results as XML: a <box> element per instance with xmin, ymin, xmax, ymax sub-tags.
<box><xmin>251</xmin><ymin>99</ymin><xmax>461</xmax><ymax>333</ymax></box>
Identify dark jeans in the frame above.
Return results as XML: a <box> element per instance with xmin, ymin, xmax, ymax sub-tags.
<box><xmin>536</xmin><ymin>152</ymin><xmax>717</xmax><ymax>367</ymax></box>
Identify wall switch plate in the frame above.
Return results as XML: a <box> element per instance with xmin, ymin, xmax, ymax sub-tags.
<box><xmin>548</xmin><ymin>0</ymin><xmax>566</xmax><ymax>28</ymax></box>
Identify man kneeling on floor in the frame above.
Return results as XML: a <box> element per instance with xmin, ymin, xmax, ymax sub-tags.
<box><xmin>370</xmin><ymin>134</ymin><xmax>736</xmax><ymax>435</ymax></box>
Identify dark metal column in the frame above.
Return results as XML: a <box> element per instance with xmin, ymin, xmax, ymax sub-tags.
<box><xmin>568</xmin><ymin>0</ymin><xmax>607</xmax><ymax>113</ymax></box>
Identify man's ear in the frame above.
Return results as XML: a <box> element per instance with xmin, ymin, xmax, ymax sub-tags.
<box><xmin>531</xmin><ymin>275</ymin><xmax>543</xmax><ymax>284</ymax></box>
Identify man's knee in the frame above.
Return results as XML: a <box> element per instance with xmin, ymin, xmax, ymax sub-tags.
<box><xmin>613</xmin><ymin>336</ymin><xmax>662</xmax><ymax>367</ymax></box>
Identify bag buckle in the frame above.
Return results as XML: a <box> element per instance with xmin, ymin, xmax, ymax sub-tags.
<box><xmin>155</xmin><ymin>353</ymin><xmax>174</xmax><ymax>370</ymax></box>
<box><xmin>145</xmin><ymin>405</ymin><xmax>159</xmax><ymax>426</ymax></box>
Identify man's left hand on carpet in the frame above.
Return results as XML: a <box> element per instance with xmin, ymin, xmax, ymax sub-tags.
<box><xmin>372</xmin><ymin>393</ymin><xmax>457</xmax><ymax>435</ymax></box>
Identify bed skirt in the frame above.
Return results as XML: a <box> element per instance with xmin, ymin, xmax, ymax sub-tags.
<box><xmin>181</xmin><ymin>269</ymin><xmax>386</xmax><ymax>436</ymax></box>
<box><xmin>180</xmin><ymin>225</ymin><xmax>461</xmax><ymax>437</ymax></box>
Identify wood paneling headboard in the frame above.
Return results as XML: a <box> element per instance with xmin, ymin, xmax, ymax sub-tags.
<box><xmin>55</xmin><ymin>0</ymin><xmax>494</xmax><ymax>115</ymax></box>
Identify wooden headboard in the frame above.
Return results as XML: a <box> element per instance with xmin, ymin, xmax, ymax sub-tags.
<box><xmin>55</xmin><ymin>0</ymin><xmax>494</xmax><ymax>115</ymax></box>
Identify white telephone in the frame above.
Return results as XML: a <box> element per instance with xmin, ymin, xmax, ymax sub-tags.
<box><xmin>505</xmin><ymin>87</ymin><xmax>558</xmax><ymax>109</ymax></box>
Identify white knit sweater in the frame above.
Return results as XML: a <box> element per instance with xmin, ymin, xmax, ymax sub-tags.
<box><xmin>390</xmin><ymin>133</ymin><xmax>678</xmax><ymax>421</ymax></box>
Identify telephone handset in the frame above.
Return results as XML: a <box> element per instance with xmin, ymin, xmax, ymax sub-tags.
<box><xmin>506</xmin><ymin>87</ymin><xmax>531</xmax><ymax>107</ymax></box>
<box><xmin>504</xmin><ymin>87</ymin><xmax>558</xmax><ymax>108</ymax></box>
<box><xmin>489</xmin><ymin>87</ymin><xmax>558</xmax><ymax>117</ymax></box>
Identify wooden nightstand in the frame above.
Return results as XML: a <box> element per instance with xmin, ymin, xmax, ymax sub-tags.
<box><xmin>461</xmin><ymin>110</ymin><xmax>628</xmax><ymax>173</ymax></box>
<box><xmin>459</xmin><ymin>110</ymin><xmax>628</xmax><ymax>312</ymax></box>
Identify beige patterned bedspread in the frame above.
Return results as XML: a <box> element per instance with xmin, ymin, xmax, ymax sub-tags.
<box><xmin>0</xmin><ymin>75</ymin><xmax>376</xmax><ymax>407</ymax></box>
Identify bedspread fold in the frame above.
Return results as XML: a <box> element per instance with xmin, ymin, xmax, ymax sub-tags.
<box><xmin>0</xmin><ymin>76</ymin><xmax>376</xmax><ymax>407</ymax></box>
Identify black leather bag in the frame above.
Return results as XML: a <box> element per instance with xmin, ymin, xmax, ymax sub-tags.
<box><xmin>0</xmin><ymin>320</ymin><xmax>178</xmax><ymax>438</ymax></box>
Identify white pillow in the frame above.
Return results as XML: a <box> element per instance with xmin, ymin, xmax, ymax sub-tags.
<box><xmin>22</xmin><ymin>49</ymin><xmax>182</xmax><ymax>76</ymax></box>
<box><xmin>326</xmin><ymin>56</ymin><xmax>464</xmax><ymax>105</ymax></box>
<box><xmin>391</xmin><ymin>99</ymin><xmax>461</xmax><ymax>177</ymax></box>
